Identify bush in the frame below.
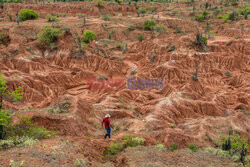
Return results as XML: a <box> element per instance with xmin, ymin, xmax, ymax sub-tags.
<box><xmin>0</xmin><ymin>136</ymin><xmax>38</xmax><ymax>149</ymax></box>
<box><xmin>46</xmin><ymin>14</ymin><xmax>59</xmax><ymax>22</ymax></box>
<box><xmin>97</xmin><ymin>0</ymin><xmax>103</xmax><ymax>7</ymax></box>
<box><xmin>144</xmin><ymin>19</ymin><xmax>156</xmax><ymax>31</ymax></box>
<box><xmin>139</xmin><ymin>8</ymin><xmax>147</xmax><ymax>14</ymax></box>
<box><xmin>196</xmin><ymin>14</ymin><xmax>205</xmax><ymax>22</ymax></box>
<box><xmin>74</xmin><ymin>158</ymin><xmax>86</xmax><ymax>166</ymax></box>
<box><xmin>155</xmin><ymin>142</ymin><xmax>165</xmax><ymax>149</ymax></box>
<box><xmin>170</xmin><ymin>144</ymin><xmax>178</xmax><ymax>152</ymax></box>
<box><xmin>217</xmin><ymin>15</ymin><xmax>223</xmax><ymax>19</ymax></box>
<box><xmin>18</xmin><ymin>9</ymin><xmax>38</xmax><ymax>22</ymax></box>
<box><xmin>231</xmin><ymin>1</ymin><xmax>238</xmax><ymax>6</ymax></box>
<box><xmin>154</xmin><ymin>24</ymin><xmax>165</xmax><ymax>33</ymax></box>
<box><xmin>9</xmin><ymin>160</ymin><xmax>25</xmax><ymax>167</ymax></box>
<box><xmin>172</xmin><ymin>9</ymin><xmax>180</xmax><ymax>15</ymax></box>
<box><xmin>105</xmin><ymin>136</ymin><xmax>144</xmax><ymax>156</ymax></box>
<box><xmin>0</xmin><ymin>34</ymin><xmax>3</xmax><ymax>41</ymax></box>
<box><xmin>137</xmin><ymin>34</ymin><xmax>145</xmax><ymax>42</ymax></box>
<box><xmin>82</xmin><ymin>30</ymin><xmax>96</xmax><ymax>43</ymax></box>
<box><xmin>0</xmin><ymin>110</ymin><xmax>12</xmax><ymax>126</ymax></box>
<box><xmin>8</xmin><ymin>116</ymin><xmax>54</xmax><ymax>140</ymax></box>
<box><xmin>128</xmin><ymin>24</ymin><xmax>135</xmax><ymax>31</ymax></box>
<box><xmin>123</xmin><ymin>136</ymin><xmax>145</xmax><ymax>147</ymax></box>
<box><xmin>102</xmin><ymin>14</ymin><xmax>110</xmax><ymax>21</ymax></box>
<box><xmin>189</xmin><ymin>144</ymin><xmax>199</xmax><ymax>152</ymax></box>
<box><xmin>37</xmin><ymin>26</ymin><xmax>62</xmax><ymax>47</ymax></box>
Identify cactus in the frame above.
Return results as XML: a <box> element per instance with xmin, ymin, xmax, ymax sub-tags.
<box><xmin>0</xmin><ymin>125</ymin><xmax>6</xmax><ymax>140</ymax></box>
<box><xmin>196</xmin><ymin>33</ymin><xmax>207</xmax><ymax>51</ymax></box>
<box><xmin>240</xmin><ymin>144</ymin><xmax>247</xmax><ymax>164</ymax></box>
<box><xmin>192</xmin><ymin>60</ymin><xmax>199</xmax><ymax>81</ymax></box>
<box><xmin>136</xmin><ymin>10</ymin><xmax>140</xmax><ymax>17</ymax></box>
<box><xmin>150</xmin><ymin>49</ymin><xmax>156</xmax><ymax>62</ymax></box>
<box><xmin>122</xmin><ymin>42</ymin><xmax>128</xmax><ymax>54</ymax></box>
<box><xmin>222</xmin><ymin>128</ymin><xmax>232</xmax><ymax>151</ymax></box>
<box><xmin>83</xmin><ymin>16</ymin><xmax>86</xmax><ymax>26</ymax></box>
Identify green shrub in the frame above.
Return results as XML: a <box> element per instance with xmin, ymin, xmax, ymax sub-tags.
<box><xmin>0</xmin><ymin>34</ymin><xmax>3</xmax><ymax>41</ymax></box>
<box><xmin>217</xmin><ymin>15</ymin><xmax>223</xmax><ymax>19</ymax></box>
<box><xmin>9</xmin><ymin>160</ymin><xmax>25</xmax><ymax>167</ymax></box>
<box><xmin>154</xmin><ymin>24</ymin><xmax>165</xmax><ymax>33</ymax></box>
<box><xmin>0</xmin><ymin>110</ymin><xmax>12</xmax><ymax>126</ymax></box>
<box><xmin>170</xmin><ymin>144</ymin><xmax>178</xmax><ymax>152</ymax></box>
<box><xmin>217</xmin><ymin>132</ymin><xmax>249</xmax><ymax>151</ymax></box>
<box><xmin>128</xmin><ymin>24</ymin><xmax>135</xmax><ymax>30</ymax></box>
<box><xmin>8</xmin><ymin>116</ymin><xmax>54</xmax><ymax>140</ymax></box>
<box><xmin>172</xmin><ymin>9</ymin><xmax>180</xmax><ymax>15</ymax></box>
<box><xmin>82</xmin><ymin>30</ymin><xmax>96</xmax><ymax>43</ymax></box>
<box><xmin>50</xmin><ymin>101</ymin><xmax>70</xmax><ymax>114</ymax></box>
<box><xmin>18</xmin><ymin>9</ymin><xmax>38</xmax><ymax>22</ymax></box>
<box><xmin>46</xmin><ymin>14</ymin><xmax>59</xmax><ymax>22</ymax></box>
<box><xmin>102</xmin><ymin>14</ymin><xmax>110</xmax><ymax>21</ymax></box>
<box><xmin>155</xmin><ymin>142</ymin><xmax>165</xmax><ymax>149</ymax></box>
<box><xmin>231</xmin><ymin>1</ymin><xmax>238</xmax><ymax>6</ymax></box>
<box><xmin>196</xmin><ymin>14</ymin><xmax>205</xmax><ymax>22</ymax></box>
<box><xmin>144</xmin><ymin>19</ymin><xmax>156</xmax><ymax>31</ymax></box>
<box><xmin>139</xmin><ymin>8</ymin><xmax>147</xmax><ymax>14</ymax></box>
<box><xmin>174</xmin><ymin>27</ymin><xmax>184</xmax><ymax>34</ymax></box>
<box><xmin>123</xmin><ymin>136</ymin><xmax>145</xmax><ymax>147</ymax></box>
<box><xmin>189</xmin><ymin>144</ymin><xmax>199</xmax><ymax>152</ymax></box>
<box><xmin>74</xmin><ymin>158</ymin><xmax>86</xmax><ymax>166</ymax></box>
<box><xmin>137</xmin><ymin>34</ymin><xmax>145</xmax><ymax>42</ymax></box>
<box><xmin>97</xmin><ymin>0</ymin><xmax>103</xmax><ymax>7</ymax></box>
<box><xmin>202</xmin><ymin>10</ymin><xmax>209</xmax><ymax>17</ymax></box>
<box><xmin>105</xmin><ymin>136</ymin><xmax>144</xmax><ymax>156</ymax></box>
<box><xmin>0</xmin><ymin>136</ymin><xmax>38</xmax><ymax>149</ymax></box>
<box><xmin>37</xmin><ymin>26</ymin><xmax>62</xmax><ymax>47</ymax></box>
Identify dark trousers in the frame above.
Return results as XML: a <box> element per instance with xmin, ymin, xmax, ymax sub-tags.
<box><xmin>104</xmin><ymin>127</ymin><xmax>111</xmax><ymax>139</ymax></box>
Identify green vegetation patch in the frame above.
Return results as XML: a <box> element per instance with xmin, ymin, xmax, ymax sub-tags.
<box><xmin>104</xmin><ymin>136</ymin><xmax>145</xmax><ymax>157</ymax></box>
<box><xmin>37</xmin><ymin>26</ymin><xmax>62</xmax><ymax>47</ymax></box>
<box><xmin>18</xmin><ymin>9</ymin><xmax>38</xmax><ymax>21</ymax></box>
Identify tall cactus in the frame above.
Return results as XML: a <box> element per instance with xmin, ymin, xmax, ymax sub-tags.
<box><xmin>222</xmin><ymin>128</ymin><xmax>232</xmax><ymax>151</ymax></box>
<box><xmin>240</xmin><ymin>144</ymin><xmax>247</xmax><ymax>164</ymax></box>
<box><xmin>192</xmin><ymin>60</ymin><xmax>199</xmax><ymax>81</ymax></box>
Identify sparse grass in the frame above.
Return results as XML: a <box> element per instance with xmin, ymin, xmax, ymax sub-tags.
<box><xmin>170</xmin><ymin>144</ymin><xmax>178</xmax><ymax>152</ymax></box>
<box><xmin>155</xmin><ymin>142</ymin><xmax>165</xmax><ymax>149</ymax></box>
<box><xmin>74</xmin><ymin>158</ymin><xmax>86</xmax><ymax>166</ymax></box>
<box><xmin>46</xmin><ymin>14</ymin><xmax>60</xmax><ymax>22</ymax></box>
<box><xmin>104</xmin><ymin>136</ymin><xmax>145</xmax><ymax>157</ymax></box>
<box><xmin>49</xmin><ymin>101</ymin><xmax>70</xmax><ymax>114</ymax></box>
<box><xmin>172</xmin><ymin>9</ymin><xmax>180</xmax><ymax>15</ymax></box>
<box><xmin>169</xmin><ymin>123</ymin><xmax>176</xmax><ymax>128</ymax></box>
<box><xmin>102</xmin><ymin>14</ymin><xmax>111</xmax><ymax>21</ymax></box>
<box><xmin>56</xmin><ymin>13</ymin><xmax>67</xmax><ymax>17</ymax></box>
<box><xmin>137</xmin><ymin>34</ymin><xmax>145</xmax><ymax>42</ymax></box>
<box><xmin>9</xmin><ymin>160</ymin><xmax>25</xmax><ymax>167</ymax></box>
<box><xmin>188</xmin><ymin>144</ymin><xmax>199</xmax><ymax>152</ymax></box>
<box><xmin>76</xmin><ymin>13</ymin><xmax>85</xmax><ymax>18</ymax></box>
<box><xmin>128</xmin><ymin>24</ymin><xmax>135</xmax><ymax>31</ymax></box>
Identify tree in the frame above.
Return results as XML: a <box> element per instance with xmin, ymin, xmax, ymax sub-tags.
<box><xmin>0</xmin><ymin>73</ymin><xmax>23</xmax><ymax>139</ymax></box>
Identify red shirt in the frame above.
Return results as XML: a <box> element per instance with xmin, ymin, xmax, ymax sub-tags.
<box><xmin>103</xmin><ymin>118</ymin><xmax>110</xmax><ymax>128</ymax></box>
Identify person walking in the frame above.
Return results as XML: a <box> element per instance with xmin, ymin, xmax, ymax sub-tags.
<box><xmin>102</xmin><ymin>114</ymin><xmax>111</xmax><ymax>139</ymax></box>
